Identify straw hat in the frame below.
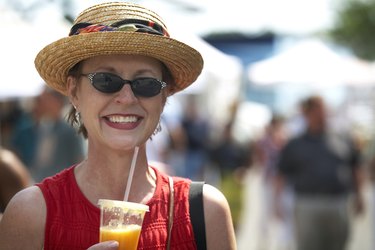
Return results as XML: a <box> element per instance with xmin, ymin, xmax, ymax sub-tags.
<box><xmin>34</xmin><ymin>2</ymin><xmax>203</xmax><ymax>95</ymax></box>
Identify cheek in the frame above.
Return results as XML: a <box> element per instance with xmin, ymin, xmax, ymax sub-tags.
<box><xmin>146</xmin><ymin>99</ymin><xmax>164</xmax><ymax>122</ymax></box>
<box><xmin>151</xmin><ymin>103</ymin><xmax>164</xmax><ymax>121</ymax></box>
<box><xmin>77</xmin><ymin>91</ymin><xmax>103</xmax><ymax>126</ymax></box>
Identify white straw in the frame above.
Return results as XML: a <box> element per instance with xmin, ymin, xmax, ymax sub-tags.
<box><xmin>123</xmin><ymin>146</ymin><xmax>139</xmax><ymax>202</ymax></box>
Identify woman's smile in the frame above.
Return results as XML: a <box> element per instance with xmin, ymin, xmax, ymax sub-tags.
<box><xmin>103</xmin><ymin>114</ymin><xmax>143</xmax><ymax>130</ymax></box>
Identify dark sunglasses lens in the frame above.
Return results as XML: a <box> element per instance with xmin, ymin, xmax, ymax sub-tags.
<box><xmin>92</xmin><ymin>73</ymin><xmax>124</xmax><ymax>93</ymax></box>
<box><xmin>132</xmin><ymin>78</ymin><xmax>162</xmax><ymax>97</ymax></box>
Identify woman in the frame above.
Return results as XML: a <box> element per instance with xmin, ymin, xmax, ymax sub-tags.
<box><xmin>0</xmin><ymin>2</ymin><xmax>236</xmax><ymax>250</ymax></box>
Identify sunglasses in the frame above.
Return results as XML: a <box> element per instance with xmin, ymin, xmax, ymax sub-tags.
<box><xmin>81</xmin><ymin>72</ymin><xmax>167</xmax><ymax>97</ymax></box>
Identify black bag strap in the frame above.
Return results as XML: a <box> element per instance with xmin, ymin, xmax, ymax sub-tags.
<box><xmin>189</xmin><ymin>181</ymin><xmax>207</xmax><ymax>250</ymax></box>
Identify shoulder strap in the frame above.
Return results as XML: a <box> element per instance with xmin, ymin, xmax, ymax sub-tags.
<box><xmin>189</xmin><ymin>181</ymin><xmax>207</xmax><ymax>250</ymax></box>
<box><xmin>167</xmin><ymin>177</ymin><xmax>174</xmax><ymax>250</ymax></box>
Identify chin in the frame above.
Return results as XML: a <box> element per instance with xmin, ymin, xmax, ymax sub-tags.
<box><xmin>107</xmin><ymin>137</ymin><xmax>145</xmax><ymax>151</ymax></box>
<box><xmin>113</xmin><ymin>142</ymin><xmax>138</xmax><ymax>151</ymax></box>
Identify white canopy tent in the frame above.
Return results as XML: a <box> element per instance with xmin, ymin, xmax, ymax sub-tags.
<box><xmin>247</xmin><ymin>39</ymin><xmax>375</xmax><ymax>87</ymax></box>
<box><xmin>246</xmin><ymin>39</ymin><xmax>375</xmax><ymax>114</ymax></box>
<box><xmin>0</xmin><ymin>4</ymin><xmax>70</xmax><ymax>100</ymax></box>
<box><xmin>1</xmin><ymin>19</ymin><xmax>44</xmax><ymax>100</ymax></box>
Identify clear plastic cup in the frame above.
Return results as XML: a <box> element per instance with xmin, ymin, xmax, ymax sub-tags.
<box><xmin>98</xmin><ymin>199</ymin><xmax>149</xmax><ymax>250</ymax></box>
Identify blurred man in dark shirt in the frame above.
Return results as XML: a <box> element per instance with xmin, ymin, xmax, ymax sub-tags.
<box><xmin>275</xmin><ymin>95</ymin><xmax>364</xmax><ymax>250</ymax></box>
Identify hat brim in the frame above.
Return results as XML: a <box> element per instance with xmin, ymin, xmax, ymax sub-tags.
<box><xmin>35</xmin><ymin>31</ymin><xmax>203</xmax><ymax>95</ymax></box>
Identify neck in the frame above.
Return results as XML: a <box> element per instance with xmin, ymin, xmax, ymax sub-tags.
<box><xmin>75</xmin><ymin>144</ymin><xmax>156</xmax><ymax>204</ymax></box>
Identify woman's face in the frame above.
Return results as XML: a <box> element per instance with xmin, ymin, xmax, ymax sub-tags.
<box><xmin>68</xmin><ymin>54</ymin><xmax>168</xmax><ymax>151</ymax></box>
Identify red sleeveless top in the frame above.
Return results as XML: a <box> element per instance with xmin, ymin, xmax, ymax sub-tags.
<box><xmin>36</xmin><ymin>166</ymin><xmax>197</xmax><ymax>250</ymax></box>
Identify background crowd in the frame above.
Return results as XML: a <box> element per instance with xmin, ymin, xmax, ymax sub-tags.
<box><xmin>2</xmin><ymin>87</ymin><xmax>375</xmax><ymax>249</ymax></box>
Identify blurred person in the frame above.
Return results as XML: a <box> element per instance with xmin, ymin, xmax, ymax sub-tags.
<box><xmin>256</xmin><ymin>115</ymin><xmax>292</xmax><ymax>250</ymax></box>
<box><xmin>274</xmin><ymin>95</ymin><xmax>364</xmax><ymax>250</ymax></box>
<box><xmin>11</xmin><ymin>86</ymin><xmax>85</xmax><ymax>182</ymax></box>
<box><xmin>164</xmin><ymin>117</ymin><xmax>188</xmax><ymax>177</ymax></box>
<box><xmin>0</xmin><ymin>100</ymin><xmax>31</xmax><ymax>149</ymax></box>
<box><xmin>209</xmin><ymin>121</ymin><xmax>250</xmax><ymax>228</ymax></box>
<box><xmin>147</xmin><ymin>96</ymin><xmax>187</xmax><ymax>177</ymax></box>
<box><xmin>236</xmin><ymin>116</ymin><xmax>292</xmax><ymax>250</ymax></box>
<box><xmin>161</xmin><ymin>97</ymin><xmax>188</xmax><ymax>177</ymax></box>
<box><xmin>210</xmin><ymin>121</ymin><xmax>249</xmax><ymax>177</ymax></box>
<box><xmin>181</xmin><ymin>95</ymin><xmax>211</xmax><ymax>180</ymax></box>
<box><xmin>30</xmin><ymin>86</ymin><xmax>85</xmax><ymax>181</ymax></box>
<box><xmin>146</xmin><ymin>117</ymin><xmax>177</xmax><ymax>175</ymax></box>
<box><xmin>0</xmin><ymin>148</ymin><xmax>32</xmax><ymax>219</ymax></box>
<box><xmin>257</xmin><ymin>115</ymin><xmax>286</xmax><ymax>181</ymax></box>
<box><xmin>0</xmin><ymin>2</ymin><xmax>236</xmax><ymax>249</ymax></box>
<box><xmin>9</xmin><ymin>98</ymin><xmax>40</xmax><ymax>168</ymax></box>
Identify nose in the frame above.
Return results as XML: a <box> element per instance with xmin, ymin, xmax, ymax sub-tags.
<box><xmin>114</xmin><ymin>84</ymin><xmax>138</xmax><ymax>104</ymax></box>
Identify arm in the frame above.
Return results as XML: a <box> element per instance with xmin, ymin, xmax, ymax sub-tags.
<box><xmin>0</xmin><ymin>149</ymin><xmax>33</xmax><ymax>211</ymax></box>
<box><xmin>203</xmin><ymin>184</ymin><xmax>236</xmax><ymax>250</ymax></box>
<box><xmin>0</xmin><ymin>186</ymin><xmax>46</xmax><ymax>249</ymax></box>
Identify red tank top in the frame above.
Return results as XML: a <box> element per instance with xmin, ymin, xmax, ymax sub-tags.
<box><xmin>36</xmin><ymin>166</ymin><xmax>197</xmax><ymax>250</ymax></box>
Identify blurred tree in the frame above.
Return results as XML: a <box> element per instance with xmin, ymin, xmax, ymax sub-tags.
<box><xmin>328</xmin><ymin>0</ymin><xmax>375</xmax><ymax>61</ymax></box>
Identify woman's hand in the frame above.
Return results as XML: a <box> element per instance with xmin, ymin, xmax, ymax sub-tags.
<box><xmin>87</xmin><ymin>241</ymin><xmax>119</xmax><ymax>250</ymax></box>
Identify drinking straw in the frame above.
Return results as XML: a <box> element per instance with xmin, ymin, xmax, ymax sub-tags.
<box><xmin>123</xmin><ymin>146</ymin><xmax>139</xmax><ymax>202</ymax></box>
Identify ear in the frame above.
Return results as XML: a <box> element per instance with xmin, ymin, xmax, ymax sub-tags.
<box><xmin>67</xmin><ymin>76</ymin><xmax>79</xmax><ymax>110</ymax></box>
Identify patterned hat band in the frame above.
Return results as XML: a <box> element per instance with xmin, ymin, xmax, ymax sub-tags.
<box><xmin>69</xmin><ymin>18</ymin><xmax>170</xmax><ymax>37</ymax></box>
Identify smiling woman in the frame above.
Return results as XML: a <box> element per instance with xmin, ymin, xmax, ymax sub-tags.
<box><xmin>0</xmin><ymin>2</ymin><xmax>236</xmax><ymax>250</ymax></box>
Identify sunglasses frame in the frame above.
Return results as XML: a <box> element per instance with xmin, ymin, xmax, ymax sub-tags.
<box><xmin>81</xmin><ymin>72</ymin><xmax>167</xmax><ymax>97</ymax></box>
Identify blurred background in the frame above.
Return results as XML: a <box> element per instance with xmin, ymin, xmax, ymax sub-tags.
<box><xmin>2</xmin><ymin>0</ymin><xmax>375</xmax><ymax>249</ymax></box>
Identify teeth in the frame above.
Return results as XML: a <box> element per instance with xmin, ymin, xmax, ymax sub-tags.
<box><xmin>107</xmin><ymin>115</ymin><xmax>138</xmax><ymax>123</ymax></box>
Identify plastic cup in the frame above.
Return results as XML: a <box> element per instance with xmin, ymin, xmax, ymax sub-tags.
<box><xmin>98</xmin><ymin>199</ymin><xmax>149</xmax><ymax>250</ymax></box>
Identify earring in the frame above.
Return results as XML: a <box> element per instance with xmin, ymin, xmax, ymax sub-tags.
<box><xmin>153</xmin><ymin>121</ymin><xmax>162</xmax><ymax>135</ymax></box>
<box><xmin>75</xmin><ymin>110</ymin><xmax>82</xmax><ymax>127</ymax></box>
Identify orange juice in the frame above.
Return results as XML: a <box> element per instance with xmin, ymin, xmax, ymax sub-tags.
<box><xmin>100</xmin><ymin>224</ymin><xmax>142</xmax><ymax>250</ymax></box>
